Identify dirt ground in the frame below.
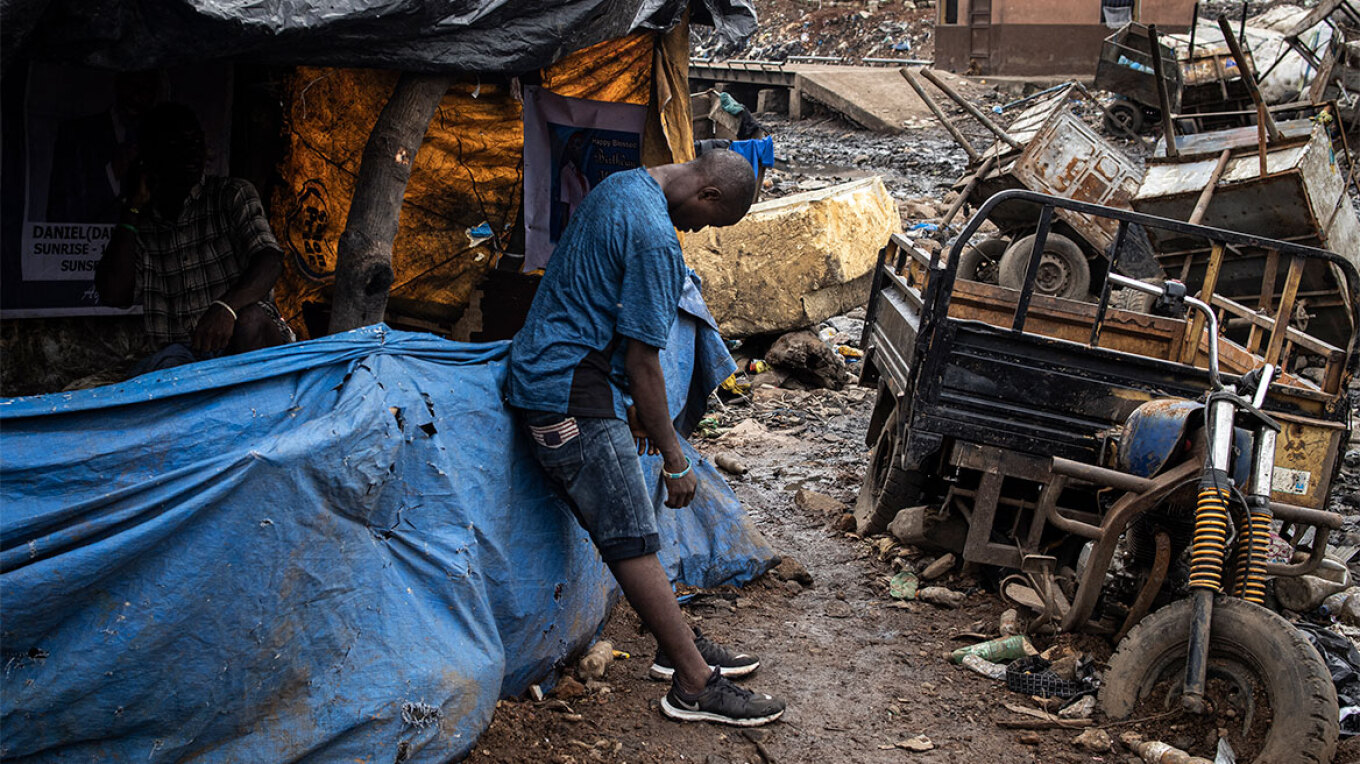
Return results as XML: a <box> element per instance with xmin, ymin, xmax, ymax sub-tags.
<box><xmin>467</xmin><ymin>387</ymin><xmax>1116</xmax><ymax>764</ymax></box>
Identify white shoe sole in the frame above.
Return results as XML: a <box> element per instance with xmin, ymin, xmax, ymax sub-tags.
<box><xmin>660</xmin><ymin>695</ymin><xmax>784</xmax><ymax>726</ymax></box>
<box><xmin>648</xmin><ymin>661</ymin><xmax>760</xmax><ymax>680</ymax></box>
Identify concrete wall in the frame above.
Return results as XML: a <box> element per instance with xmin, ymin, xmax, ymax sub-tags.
<box><xmin>934</xmin><ymin>0</ymin><xmax>1196</xmax><ymax>76</ymax></box>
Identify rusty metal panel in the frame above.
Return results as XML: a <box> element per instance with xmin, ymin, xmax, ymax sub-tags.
<box><xmin>1012</xmin><ymin>109</ymin><xmax>1144</xmax><ymax>251</ymax></box>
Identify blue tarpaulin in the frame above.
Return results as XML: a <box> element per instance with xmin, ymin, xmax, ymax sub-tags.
<box><xmin>0</xmin><ymin>289</ymin><xmax>774</xmax><ymax>761</ymax></box>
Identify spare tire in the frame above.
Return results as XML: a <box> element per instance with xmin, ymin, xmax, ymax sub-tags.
<box><xmin>998</xmin><ymin>233</ymin><xmax>1091</xmax><ymax>300</ymax></box>
<box><xmin>956</xmin><ymin>236</ymin><xmax>1008</xmax><ymax>285</ymax></box>
<box><xmin>1100</xmin><ymin>596</ymin><xmax>1339</xmax><ymax>763</ymax></box>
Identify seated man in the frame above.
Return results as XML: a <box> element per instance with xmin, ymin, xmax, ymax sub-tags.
<box><xmin>506</xmin><ymin>150</ymin><xmax>786</xmax><ymax>726</ymax></box>
<box><xmin>95</xmin><ymin>103</ymin><xmax>292</xmax><ymax>375</ymax></box>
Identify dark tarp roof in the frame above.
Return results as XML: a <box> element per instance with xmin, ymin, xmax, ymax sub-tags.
<box><xmin>2</xmin><ymin>0</ymin><xmax>755</xmax><ymax>73</ymax></box>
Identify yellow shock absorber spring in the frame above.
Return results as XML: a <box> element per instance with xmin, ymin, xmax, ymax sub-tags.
<box><xmin>1188</xmin><ymin>483</ymin><xmax>1231</xmax><ymax>592</ymax></box>
<box><xmin>1241</xmin><ymin>508</ymin><xmax>1272</xmax><ymax>605</ymax></box>
<box><xmin>1230</xmin><ymin>498</ymin><xmax>1251</xmax><ymax>598</ymax></box>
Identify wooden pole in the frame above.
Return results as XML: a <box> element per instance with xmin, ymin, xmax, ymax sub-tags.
<box><xmin>901</xmin><ymin>68</ymin><xmax>981</xmax><ymax>162</ymax></box>
<box><xmin>1188</xmin><ymin>149</ymin><xmax>1232</xmax><ymax>225</ymax></box>
<box><xmin>919</xmin><ymin>68</ymin><xmax>1024</xmax><ymax>151</ymax></box>
<box><xmin>1217</xmin><ymin>15</ymin><xmax>1283</xmax><ymax>144</ymax></box>
<box><xmin>329</xmin><ymin>73</ymin><xmax>452</xmax><ymax>334</ymax></box>
<box><xmin>1148</xmin><ymin>24</ymin><xmax>1180</xmax><ymax>159</ymax></box>
<box><xmin>939</xmin><ymin>155</ymin><xmax>997</xmax><ymax>228</ymax></box>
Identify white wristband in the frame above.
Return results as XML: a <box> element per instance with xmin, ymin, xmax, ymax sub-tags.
<box><xmin>211</xmin><ymin>300</ymin><xmax>238</xmax><ymax>321</ymax></box>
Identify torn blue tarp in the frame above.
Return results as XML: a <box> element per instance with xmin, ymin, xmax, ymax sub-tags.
<box><xmin>0</xmin><ymin>312</ymin><xmax>772</xmax><ymax>761</ymax></box>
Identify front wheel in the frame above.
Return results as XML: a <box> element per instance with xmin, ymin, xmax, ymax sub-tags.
<box><xmin>1100</xmin><ymin>597</ymin><xmax>1339</xmax><ymax>763</ymax></box>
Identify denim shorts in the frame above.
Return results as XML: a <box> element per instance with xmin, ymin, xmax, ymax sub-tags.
<box><xmin>520</xmin><ymin>410</ymin><xmax>659</xmax><ymax>562</ymax></box>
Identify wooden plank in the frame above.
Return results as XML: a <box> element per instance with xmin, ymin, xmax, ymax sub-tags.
<box><xmin>1265</xmin><ymin>255</ymin><xmax>1305</xmax><ymax>366</ymax></box>
<box><xmin>1188</xmin><ymin>149</ymin><xmax>1232</xmax><ymax>225</ymax></box>
<box><xmin>1210</xmin><ymin>293</ymin><xmax>1342</xmax><ymax>357</ymax></box>
<box><xmin>1181</xmin><ymin>241</ymin><xmax>1226</xmax><ymax>365</ymax></box>
<box><xmin>1247</xmin><ymin>248</ymin><xmax>1280</xmax><ymax>352</ymax></box>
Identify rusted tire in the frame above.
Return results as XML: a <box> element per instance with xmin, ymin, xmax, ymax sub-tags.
<box><xmin>997</xmin><ymin>233</ymin><xmax>1091</xmax><ymax>300</ymax></box>
<box><xmin>956</xmin><ymin>236</ymin><xmax>1008</xmax><ymax>285</ymax></box>
<box><xmin>1104</xmin><ymin>99</ymin><xmax>1144</xmax><ymax>135</ymax></box>
<box><xmin>853</xmin><ymin>403</ymin><xmax>923</xmax><ymax>536</ymax></box>
<box><xmin>1100</xmin><ymin>597</ymin><xmax>1339</xmax><ymax>764</ymax></box>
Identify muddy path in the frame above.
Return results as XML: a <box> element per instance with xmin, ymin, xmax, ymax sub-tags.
<box><xmin>466</xmin><ymin>389</ymin><xmax>1125</xmax><ymax>764</ymax></box>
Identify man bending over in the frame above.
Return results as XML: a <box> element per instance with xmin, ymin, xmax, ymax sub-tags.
<box><xmin>506</xmin><ymin>150</ymin><xmax>784</xmax><ymax>726</ymax></box>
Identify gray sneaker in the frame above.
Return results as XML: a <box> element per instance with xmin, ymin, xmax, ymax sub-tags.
<box><xmin>660</xmin><ymin>670</ymin><xmax>785</xmax><ymax>727</ymax></box>
<box><xmin>649</xmin><ymin>626</ymin><xmax>760</xmax><ymax>680</ymax></box>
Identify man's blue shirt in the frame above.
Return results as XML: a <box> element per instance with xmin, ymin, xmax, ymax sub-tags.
<box><xmin>506</xmin><ymin>168</ymin><xmax>685</xmax><ymax>419</ymax></box>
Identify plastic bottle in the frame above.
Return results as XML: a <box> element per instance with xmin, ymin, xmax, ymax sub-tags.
<box><xmin>949</xmin><ymin>635</ymin><xmax>1036</xmax><ymax>664</ymax></box>
<box><xmin>960</xmin><ymin>653</ymin><xmax>1006</xmax><ymax>680</ymax></box>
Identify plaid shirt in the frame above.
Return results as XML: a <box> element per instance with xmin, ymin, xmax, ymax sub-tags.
<box><xmin>135</xmin><ymin>177</ymin><xmax>280</xmax><ymax>345</ymax></box>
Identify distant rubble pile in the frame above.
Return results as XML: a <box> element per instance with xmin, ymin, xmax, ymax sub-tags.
<box><xmin>692</xmin><ymin>0</ymin><xmax>937</xmax><ymax>63</ymax></box>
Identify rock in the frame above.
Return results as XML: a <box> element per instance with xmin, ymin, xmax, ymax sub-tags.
<box><xmin>772</xmin><ymin>557</ymin><xmax>813</xmax><ymax>587</ymax></box>
<box><xmin>1058</xmin><ymin>695</ymin><xmax>1095</xmax><ymax>719</ymax></box>
<box><xmin>915</xmin><ymin>238</ymin><xmax>941</xmax><ymax>255</ymax></box>
<box><xmin>783</xmin><ymin>579</ymin><xmax>805</xmax><ymax>596</ymax></box>
<box><xmin>895</xmin><ymin>734</ymin><xmax>935</xmax><ymax>752</ymax></box>
<box><xmin>795</xmin><ymin>488</ymin><xmax>847</xmax><ymax>514</ymax></box>
<box><xmin>846</xmin><ymin>306</ymin><xmax>867</xmax><ymax>320</ymax></box>
<box><xmin>999</xmin><ymin>608</ymin><xmax>1023</xmax><ymax>636</ymax></box>
<box><xmin>766</xmin><ymin>330</ymin><xmax>848</xmax><ymax>390</ymax></box>
<box><xmin>553</xmin><ymin>676</ymin><xmax>586</xmax><ymax>699</ymax></box>
<box><xmin>834</xmin><ymin>512</ymin><xmax>857</xmax><ymax>532</ymax></box>
<box><xmin>920</xmin><ymin>553</ymin><xmax>955</xmax><ymax>581</ymax></box>
<box><xmin>1074</xmin><ymin>728</ymin><xmax>1112</xmax><ymax>753</ymax></box>
<box><xmin>918</xmin><ymin>586</ymin><xmax>966</xmax><ymax>608</ymax></box>
<box><xmin>1049</xmin><ymin>655</ymin><xmax>1079</xmax><ymax>681</ymax></box>
<box><xmin>1276</xmin><ymin>572</ymin><xmax>1351</xmax><ymax>612</ymax></box>
<box><xmin>1344</xmin><ymin>449</ymin><xmax>1360</xmax><ymax>468</ymax></box>
<box><xmin>825</xmin><ymin>600</ymin><xmax>853</xmax><ymax>618</ymax></box>
<box><xmin>683</xmin><ymin>177</ymin><xmax>902</xmax><ymax>337</ymax></box>
<box><xmin>1322</xmin><ymin>587</ymin><xmax>1360</xmax><ymax>625</ymax></box>
<box><xmin>1018</xmin><ymin>732</ymin><xmax>1042</xmax><ymax>746</ymax></box>
<box><xmin>577</xmin><ymin>640</ymin><xmax>614</xmax><ymax>681</ymax></box>
<box><xmin>714</xmin><ymin>453</ymin><xmax>748</xmax><ymax>475</ymax></box>
<box><xmin>1300</xmin><ymin>366</ymin><xmax>1328</xmax><ymax>385</ymax></box>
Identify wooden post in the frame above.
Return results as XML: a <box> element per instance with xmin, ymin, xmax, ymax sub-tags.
<box><xmin>1188</xmin><ymin>149</ymin><xmax>1232</xmax><ymax>225</ymax></box>
<box><xmin>329</xmin><ymin>72</ymin><xmax>452</xmax><ymax>334</ymax></box>
<box><xmin>1217</xmin><ymin>15</ymin><xmax>1283</xmax><ymax>144</ymax></box>
<box><xmin>939</xmin><ymin>155</ymin><xmax>997</xmax><ymax>228</ymax></box>
<box><xmin>901</xmin><ymin>68</ymin><xmax>981</xmax><ymax>162</ymax></box>
<box><xmin>1148</xmin><ymin>25</ymin><xmax>1180</xmax><ymax>159</ymax></box>
<box><xmin>1182</xmin><ymin>242</ymin><xmax>1226</xmax><ymax>365</ymax></box>
<box><xmin>1264</xmin><ymin>255</ymin><xmax>1305</xmax><ymax>367</ymax></box>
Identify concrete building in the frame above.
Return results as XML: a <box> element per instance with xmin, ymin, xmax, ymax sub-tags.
<box><xmin>934</xmin><ymin>0</ymin><xmax>1197</xmax><ymax>76</ymax></box>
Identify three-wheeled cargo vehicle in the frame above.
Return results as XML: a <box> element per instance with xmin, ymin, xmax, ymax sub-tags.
<box><xmin>856</xmin><ymin>189</ymin><xmax>1354</xmax><ymax>763</ymax></box>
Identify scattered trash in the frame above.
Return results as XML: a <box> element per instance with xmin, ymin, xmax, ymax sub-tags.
<box><xmin>577</xmin><ymin>640</ymin><xmax>614</xmax><ymax>681</ymax></box>
<box><xmin>1296</xmin><ymin>622</ymin><xmax>1360</xmax><ymax>737</ymax></box>
<box><xmin>747</xmin><ymin>359</ymin><xmax>770</xmax><ymax>375</ymax></box>
<box><xmin>401</xmin><ymin>700</ymin><xmax>442</xmax><ymax>730</ymax></box>
<box><xmin>917</xmin><ymin>586</ymin><xmax>966</xmax><ymax>609</ymax></box>
<box><xmin>720</xmin><ymin>373</ymin><xmax>750</xmax><ymax>395</ymax></box>
<box><xmin>1057</xmin><ymin>695</ymin><xmax>1095</xmax><ymax>719</ymax></box>
<box><xmin>1276</xmin><ymin>562</ymin><xmax>1352</xmax><ymax>612</ymax></box>
<box><xmin>1120</xmin><ymin>731</ymin><xmax>1215</xmax><ymax>764</ymax></box>
<box><xmin>466</xmin><ymin>222</ymin><xmax>494</xmax><ymax>244</ymax></box>
<box><xmin>1321</xmin><ymin>587</ymin><xmax>1360</xmax><ymax>626</ymax></box>
<box><xmin>1214</xmin><ymin>737</ymin><xmax>1236</xmax><ymax>764</ymax></box>
<box><xmin>950</xmin><ymin>635</ymin><xmax>1037</xmax><ymax>664</ymax></box>
<box><xmin>895</xmin><ymin>734</ymin><xmax>934</xmax><ymax>752</ymax></box>
<box><xmin>1005</xmin><ymin>655</ymin><xmax>1093</xmax><ymax>699</ymax></box>
<box><xmin>920</xmin><ymin>553</ymin><xmax>955</xmax><ymax>581</ymax></box>
<box><xmin>714</xmin><ymin>453</ymin><xmax>749</xmax><ymax>475</ymax></box>
<box><xmin>907</xmin><ymin>221</ymin><xmax>938</xmax><ymax>233</ymax></box>
<box><xmin>960</xmin><ymin>653</ymin><xmax>1007</xmax><ymax>681</ymax></box>
<box><xmin>889</xmin><ymin>570</ymin><xmax>919</xmax><ymax>600</ymax></box>
<box><xmin>529</xmin><ymin>684</ymin><xmax>546</xmax><ymax>702</ymax></box>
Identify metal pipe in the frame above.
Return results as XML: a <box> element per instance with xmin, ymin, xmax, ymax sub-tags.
<box><xmin>1182</xmin><ymin>588</ymin><xmax>1214</xmax><ymax>712</ymax></box>
<box><xmin>1269</xmin><ymin>500</ymin><xmax>1344</xmax><ymax>530</ymax></box>
<box><xmin>1265</xmin><ymin>527</ymin><xmax>1331</xmax><ymax>575</ymax></box>
<box><xmin>1050</xmin><ymin>456</ymin><xmax>1156</xmax><ymax>494</ymax></box>
<box><xmin>901</xmin><ymin>69</ymin><xmax>981</xmax><ymax>162</ymax></box>
<box><xmin>1105</xmin><ymin>274</ymin><xmax>1221</xmax><ymax>389</ymax></box>
<box><xmin>919</xmin><ymin>68</ymin><xmax>1025</xmax><ymax>151</ymax></box>
<box><xmin>863</xmin><ymin>57</ymin><xmax>932</xmax><ymax>66</ymax></box>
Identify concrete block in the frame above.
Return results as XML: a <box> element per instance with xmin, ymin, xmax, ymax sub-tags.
<box><xmin>683</xmin><ymin>177</ymin><xmax>901</xmax><ymax>337</ymax></box>
<box><xmin>756</xmin><ymin>88</ymin><xmax>788</xmax><ymax>114</ymax></box>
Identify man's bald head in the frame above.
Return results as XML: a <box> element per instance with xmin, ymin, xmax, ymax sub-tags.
<box><xmin>654</xmin><ymin>149</ymin><xmax>757</xmax><ymax>232</ymax></box>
